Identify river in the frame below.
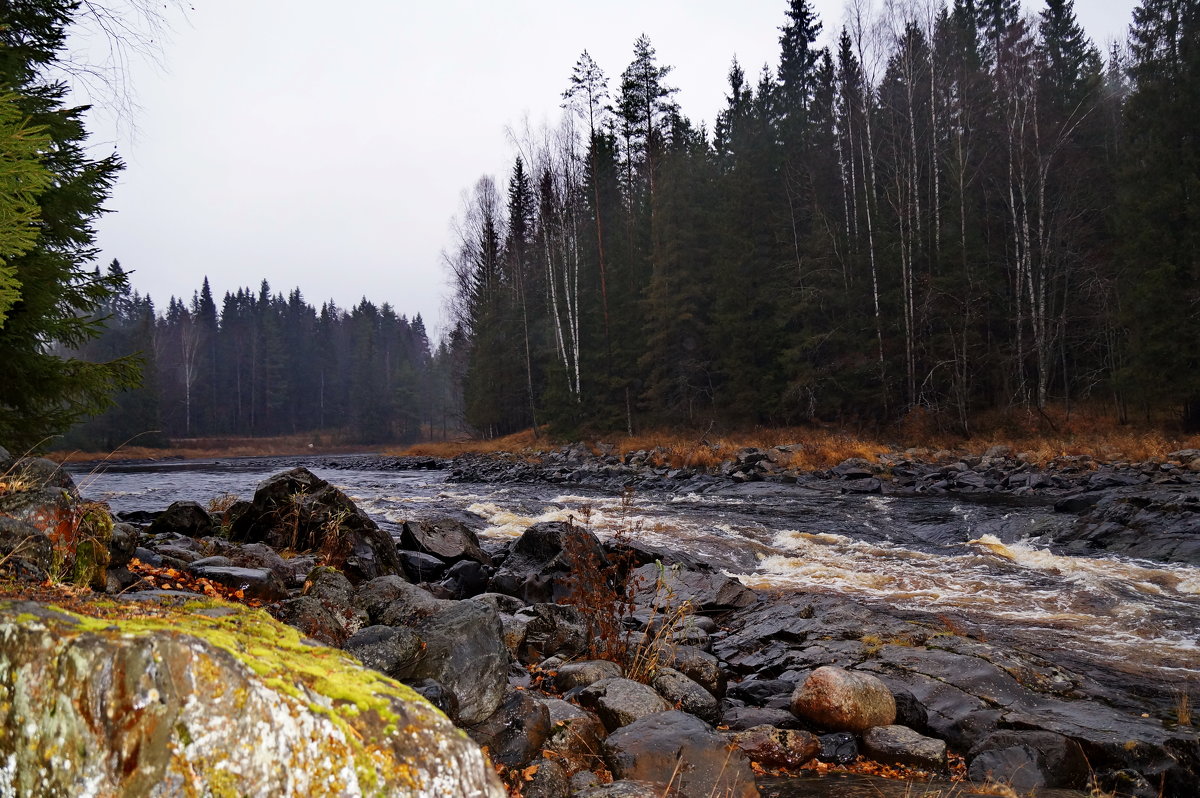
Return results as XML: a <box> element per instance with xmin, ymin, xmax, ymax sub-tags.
<box><xmin>70</xmin><ymin>455</ymin><xmax>1200</xmax><ymax>705</ymax></box>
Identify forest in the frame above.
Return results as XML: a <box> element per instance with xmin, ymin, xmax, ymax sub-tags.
<box><xmin>443</xmin><ymin>0</ymin><xmax>1199</xmax><ymax>439</ymax></box>
<box><xmin>8</xmin><ymin>0</ymin><xmax>1197</xmax><ymax>450</ymax></box>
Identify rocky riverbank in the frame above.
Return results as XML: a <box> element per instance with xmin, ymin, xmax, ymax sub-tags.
<box><xmin>2</xmin><ymin>446</ymin><xmax>1197</xmax><ymax>796</ymax></box>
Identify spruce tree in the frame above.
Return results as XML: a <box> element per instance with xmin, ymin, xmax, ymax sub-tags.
<box><xmin>0</xmin><ymin>0</ymin><xmax>138</xmax><ymax>450</ymax></box>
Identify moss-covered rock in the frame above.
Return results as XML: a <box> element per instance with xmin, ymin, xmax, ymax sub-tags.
<box><xmin>0</xmin><ymin>598</ymin><xmax>505</xmax><ymax>797</ymax></box>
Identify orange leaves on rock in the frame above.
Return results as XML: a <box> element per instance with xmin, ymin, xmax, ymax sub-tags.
<box><xmin>127</xmin><ymin>558</ymin><xmax>263</xmax><ymax>607</ymax></box>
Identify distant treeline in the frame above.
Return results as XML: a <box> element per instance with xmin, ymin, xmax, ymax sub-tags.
<box><xmin>445</xmin><ymin>0</ymin><xmax>1200</xmax><ymax>437</ymax></box>
<box><xmin>64</xmin><ymin>265</ymin><xmax>459</xmax><ymax>450</ymax></box>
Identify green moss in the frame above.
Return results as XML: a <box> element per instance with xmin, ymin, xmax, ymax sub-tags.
<box><xmin>36</xmin><ymin>598</ymin><xmax>433</xmax><ymax>792</ymax></box>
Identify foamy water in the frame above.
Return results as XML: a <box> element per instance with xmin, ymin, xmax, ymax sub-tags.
<box><xmin>75</xmin><ymin>457</ymin><xmax>1200</xmax><ymax>684</ymax></box>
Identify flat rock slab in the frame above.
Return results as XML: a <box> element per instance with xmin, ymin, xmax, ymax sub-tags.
<box><xmin>862</xmin><ymin>725</ymin><xmax>947</xmax><ymax>772</ymax></box>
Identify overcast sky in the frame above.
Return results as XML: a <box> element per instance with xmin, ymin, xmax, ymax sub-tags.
<box><xmin>76</xmin><ymin>0</ymin><xmax>1137</xmax><ymax>338</ymax></box>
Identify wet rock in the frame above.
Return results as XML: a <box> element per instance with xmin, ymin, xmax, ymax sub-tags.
<box><xmin>344</xmin><ymin>624</ymin><xmax>423</xmax><ymax>679</ymax></box>
<box><xmin>862</xmin><ymin>725</ymin><xmax>947</xmax><ymax>772</ymax></box>
<box><xmin>404</xmin><ymin>677</ymin><xmax>458</xmax><ymax>718</ymax></box>
<box><xmin>488</xmin><ymin>521</ymin><xmax>609</xmax><ymax>604</ymax></box>
<box><xmin>728</xmin><ymin>678</ymin><xmax>796</xmax><ymax>709</ymax></box>
<box><xmin>576</xmin><ymin>781</ymin><xmax>681</xmax><ymax>798</ymax></box>
<box><xmin>467</xmin><ymin>688</ymin><xmax>551</xmax><ymax>768</ymax></box>
<box><xmin>730</xmin><ymin>725</ymin><xmax>820</xmax><ymax>769</ymax></box>
<box><xmin>651</xmin><ymin>666</ymin><xmax>721</xmax><ymax>724</ymax></box>
<box><xmin>1050</xmin><ymin>489</ymin><xmax>1200</xmax><ymax>565</ymax></box>
<box><xmin>148</xmin><ymin>500</ymin><xmax>213</xmax><ymax>537</ymax></box>
<box><xmin>228</xmin><ymin>467</ymin><xmax>402</xmax><ymax>583</ymax></box>
<box><xmin>602</xmin><ymin>710</ymin><xmax>758</xmax><ymax>798</ymax></box>
<box><xmin>399</xmin><ymin>549</ymin><xmax>448</xmax><ymax>582</ymax></box>
<box><xmin>400</xmin><ymin>517</ymin><xmax>488</xmax><ymax>564</ymax></box>
<box><xmin>555</xmin><ymin>659</ymin><xmax>624</xmax><ymax>691</ymax></box>
<box><xmin>376</xmin><ymin>583</ymin><xmax>451</xmax><ymax>624</ymax></box>
<box><xmin>0</xmin><ymin>517</ymin><xmax>52</xmax><ymax>578</ymax></box>
<box><xmin>722</xmin><ymin>706</ymin><xmax>805</xmax><ymax>731</ymax></box>
<box><xmin>522</xmin><ymin>758</ymin><xmax>569</xmax><ymax>798</ymax></box>
<box><xmin>968</xmin><ymin>745</ymin><xmax>1044</xmax><ymax>791</ymax></box>
<box><xmin>0</xmin><ymin>458</ymin><xmax>78</xmax><ymax>526</ymax></box>
<box><xmin>538</xmin><ymin>697</ymin><xmax>607</xmax><ymax>772</ymax></box>
<box><xmin>188</xmin><ymin>565</ymin><xmax>289</xmax><ymax>603</ymax></box>
<box><xmin>437</xmin><ymin>559</ymin><xmax>489</xmax><ymax>599</ymax></box>
<box><xmin>578</xmin><ymin>677</ymin><xmax>673</xmax><ymax>732</ymax></box>
<box><xmin>405</xmin><ymin>599</ymin><xmax>508</xmax><ymax>725</ymax></box>
<box><xmin>516</xmin><ymin>602</ymin><xmax>589</xmax><ymax>663</ymax></box>
<box><xmin>272</xmin><ymin>596</ymin><xmax>350</xmax><ymax>645</ymax></box>
<box><xmin>0</xmin><ymin>599</ymin><xmax>504</xmax><ymax>798</ymax></box>
<box><xmin>818</xmin><ymin>732</ymin><xmax>858</xmax><ymax>765</ymax></box>
<box><xmin>790</xmin><ymin>666</ymin><xmax>897</xmax><ymax>732</ymax></box>
<box><xmin>968</xmin><ymin>730</ymin><xmax>1089</xmax><ymax>790</ymax></box>
<box><xmin>630</xmin><ymin>562</ymin><xmax>758</xmax><ymax>613</ymax></box>
<box><xmin>663</xmin><ymin>644</ymin><xmax>727</xmax><ymax>698</ymax></box>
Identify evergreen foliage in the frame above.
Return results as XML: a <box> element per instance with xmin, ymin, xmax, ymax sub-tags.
<box><xmin>441</xmin><ymin>0</ymin><xmax>1199</xmax><ymax>435</ymax></box>
<box><xmin>0</xmin><ymin>0</ymin><xmax>139</xmax><ymax>451</ymax></box>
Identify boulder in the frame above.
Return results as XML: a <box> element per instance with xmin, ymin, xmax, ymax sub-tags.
<box><xmin>537</xmin><ymin>697</ymin><xmax>607</xmax><ymax>772</ymax></box>
<box><xmin>602</xmin><ymin>710</ymin><xmax>759</xmax><ymax>798</ymax></box>
<box><xmin>516</xmin><ymin>602</ymin><xmax>590</xmax><ymax>663</ymax></box>
<box><xmin>790</xmin><ymin>665</ymin><xmax>896</xmax><ymax>732</ymax></box>
<box><xmin>228</xmin><ymin>467</ymin><xmax>402</xmax><ymax>583</ymax></box>
<box><xmin>862</xmin><ymin>725</ymin><xmax>947</xmax><ymax>772</ymax></box>
<box><xmin>188</xmin><ymin>565</ymin><xmax>289</xmax><ymax>603</ymax></box>
<box><xmin>344</xmin><ymin>625</ymin><xmax>423</xmax><ymax>679</ymax></box>
<box><xmin>405</xmin><ymin>599</ymin><xmax>509</xmax><ymax>725</ymax></box>
<box><xmin>578</xmin><ymin>677</ymin><xmax>673</xmax><ymax>732</ymax></box>
<box><xmin>0</xmin><ymin>516</ymin><xmax>52</xmax><ymax>579</ymax></box>
<box><xmin>722</xmin><ymin>706</ymin><xmax>805</xmax><ymax>731</ymax></box>
<box><xmin>630</xmin><ymin>562</ymin><xmax>757</xmax><ymax>614</ymax></box>
<box><xmin>0</xmin><ymin>599</ymin><xmax>504</xmax><ymax>797</ymax></box>
<box><xmin>968</xmin><ymin>745</ymin><xmax>1045</xmax><ymax>791</ymax></box>
<box><xmin>650</xmin><ymin>667</ymin><xmax>721</xmax><ymax>724</ymax></box>
<box><xmin>467</xmin><ymin>688</ymin><xmax>551</xmax><ymax>769</ymax></box>
<box><xmin>437</xmin><ymin>559</ymin><xmax>490</xmax><ymax>599</ymax></box>
<box><xmin>272</xmin><ymin>596</ymin><xmax>351</xmax><ymax>646</ymax></box>
<box><xmin>522</xmin><ymin>758</ymin><xmax>570</xmax><ymax>798</ymax></box>
<box><xmin>555</xmin><ymin>659</ymin><xmax>624</xmax><ymax>691</ymax></box>
<box><xmin>729</xmin><ymin>725</ymin><xmax>820</xmax><ymax>769</ymax></box>
<box><xmin>399</xmin><ymin>550</ymin><xmax>448</xmax><ymax>582</ymax></box>
<box><xmin>663</xmin><ymin>645</ymin><xmax>727</xmax><ymax>698</ymax></box>
<box><xmin>400</xmin><ymin>517</ymin><xmax>488</xmax><ymax>564</ymax></box>
<box><xmin>488</xmin><ymin>521</ymin><xmax>610</xmax><ymax>604</ymax></box>
<box><xmin>968</xmin><ymin>730</ymin><xmax>1089</xmax><ymax>790</ymax></box>
<box><xmin>148</xmin><ymin>500</ymin><xmax>213</xmax><ymax>537</ymax></box>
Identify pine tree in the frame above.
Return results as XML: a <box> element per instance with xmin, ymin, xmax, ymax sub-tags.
<box><xmin>1119</xmin><ymin>0</ymin><xmax>1200</xmax><ymax>424</ymax></box>
<box><xmin>0</xmin><ymin>0</ymin><xmax>139</xmax><ymax>450</ymax></box>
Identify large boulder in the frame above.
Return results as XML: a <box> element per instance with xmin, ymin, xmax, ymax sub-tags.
<box><xmin>0</xmin><ymin>599</ymin><xmax>503</xmax><ymax>797</ymax></box>
<box><xmin>790</xmin><ymin>665</ymin><xmax>896</xmax><ymax>732</ymax></box>
<box><xmin>602</xmin><ymin>710</ymin><xmax>759</xmax><ymax>798</ymax></box>
<box><xmin>629</xmin><ymin>562</ymin><xmax>758</xmax><ymax>613</ymax></box>
<box><xmin>467</xmin><ymin>688</ymin><xmax>552</xmax><ymax>769</ymax></box>
<box><xmin>488</xmin><ymin>521</ymin><xmax>610</xmax><ymax>604</ymax></box>
<box><xmin>228</xmin><ymin>467</ymin><xmax>402</xmax><ymax>583</ymax></box>
<box><xmin>148</xmin><ymin>500</ymin><xmax>213</xmax><ymax>537</ymax></box>
<box><xmin>405</xmin><ymin>599</ymin><xmax>509</xmax><ymax>725</ymax></box>
<box><xmin>968</xmin><ymin>730</ymin><xmax>1090</xmax><ymax>790</ymax></box>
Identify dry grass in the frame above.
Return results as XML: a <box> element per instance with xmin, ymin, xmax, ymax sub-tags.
<box><xmin>1177</xmin><ymin>691</ymin><xmax>1192</xmax><ymax>727</ymax></box>
<box><xmin>46</xmin><ymin>433</ymin><xmax>368</xmax><ymax>464</ymax></box>
<box><xmin>393</xmin><ymin>428</ymin><xmax>546</xmax><ymax>459</ymax></box>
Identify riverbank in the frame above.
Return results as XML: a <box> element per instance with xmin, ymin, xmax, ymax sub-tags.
<box><xmin>4</xmin><ymin>446</ymin><xmax>1198</xmax><ymax>796</ymax></box>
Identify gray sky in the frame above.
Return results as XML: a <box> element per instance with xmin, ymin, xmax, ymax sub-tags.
<box><xmin>78</xmin><ymin>0</ymin><xmax>1137</xmax><ymax>338</ymax></box>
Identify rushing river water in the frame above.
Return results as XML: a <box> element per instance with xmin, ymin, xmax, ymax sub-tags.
<box><xmin>70</xmin><ymin>456</ymin><xmax>1200</xmax><ymax>698</ymax></box>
